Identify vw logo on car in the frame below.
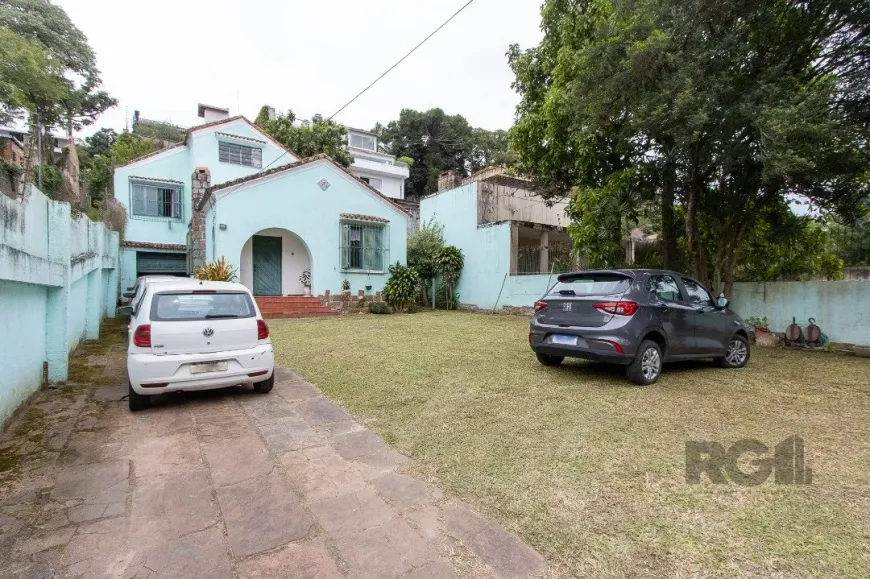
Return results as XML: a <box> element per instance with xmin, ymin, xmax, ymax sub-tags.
<box><xmin>202</xmin><ymin>327</ymin><xmax>215</xmax><ymax>338</ymax></box>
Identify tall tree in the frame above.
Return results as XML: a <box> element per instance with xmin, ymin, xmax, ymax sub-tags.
<box><xmin>0</xmin><ymin>0</ymin><xmax>116</xmax><ymax>130</ymax></box>
<box><xmin>376</xmin><ymin>108</ymin><xmax>477</xmax><ymax>198</ymax></box>
<box><xmin>255</xmin><ymin>107</ymin><xmax>352</xmax><ymax>167</ymax></box>
<box><xmin>510</xmin><ymin>0</ymin><xmax>870</xmax><ymax>292</ymax></box>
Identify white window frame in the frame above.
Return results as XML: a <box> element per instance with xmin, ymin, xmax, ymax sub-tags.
<box><xmin>130</xmin><ymin>181</ymin><xmax>183</xmax><ymax>220</ymax></box>
<box><xmin>218</xmin><ymin>140</ymin><xmax>263</xmax><ymax>168</ymax></box>
<box><xmin>359</xmin><ymin>176</ymin><xmax>383</xmax><ymax>191</ymax></box>
<box><xmin>349</xmin><ymin>132</ymin><xmax>377</xmax><ymax>151</ymax></box>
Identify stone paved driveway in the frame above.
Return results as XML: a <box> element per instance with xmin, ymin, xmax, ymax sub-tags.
<box><xmin>0</xmin><ymin>337</ymin><xmax>546</xmax><ymax>579</ymax></box>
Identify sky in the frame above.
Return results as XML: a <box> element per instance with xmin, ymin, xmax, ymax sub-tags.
<box><xmin>55</xmin><ymin>0</ymin><xmax>545</xmax><ymax>138</ymax></box>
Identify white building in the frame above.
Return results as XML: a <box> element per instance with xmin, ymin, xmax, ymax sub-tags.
<box><xmin>346</xmin><ymin>128</ymin><xmax>410</xmax><ymax>201</ymax></box>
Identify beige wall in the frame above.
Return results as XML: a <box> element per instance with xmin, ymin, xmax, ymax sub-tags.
<box><xmin>477</xmin><ymin>182</ymin><xmax>570</xmax><ymax>228</ymax></box>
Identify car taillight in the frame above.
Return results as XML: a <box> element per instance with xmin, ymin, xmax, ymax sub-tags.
<box><xmin>257</xmin><ymin>319</ymin><xmax>269</xmax><ymax>340</ymax></box>
<box><xmin>133</xmin><ymin>324</ymin><xmax>151</xmax><ymax>347</ymax></box>
<box><xmin>534</xmin><ymin>300</ymin><xmax>548</xmax><ymax>311</ymax></box>
<box><xmin>593</xmin><ymin>301</ymin><xmax>639</xmax><ymax>316</ymax></box>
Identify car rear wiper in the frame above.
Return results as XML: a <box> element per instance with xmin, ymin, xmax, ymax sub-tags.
<box><xmin>557</xmin><ymin>289</ymin><xmax>576</xmax><ymax>296</ymax></box>
<box><xmin>205</xmin><ymin>314</ymin><xmax>240</xmax><ymax>319</ymax></box>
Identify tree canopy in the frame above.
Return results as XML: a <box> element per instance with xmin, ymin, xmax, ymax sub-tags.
<box><xmin>375</xmin><ymin>108</ymin><xmax>514</xmax><ymax>198</ymax></box>
<box><xmin>0</xmin><ymin>0</ymin><xmax>115</xmax><ymax>130</ymax></box>
<box><xmin>509</xmin><ymin>0</ymin><xmax>870</xmax><ymax>291</ymax></box>
<box><xmin>255</xmin><ymin>107</ymin><xmax>353</xmax><ymax>167</ymax></box>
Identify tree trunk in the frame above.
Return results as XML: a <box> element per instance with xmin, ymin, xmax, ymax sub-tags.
<box><xmin>660</xmin><ymin>161</ymin><xmax>680</xmax><ymax>270</ymax></box>
<box><xmin>684</xmin><ymin>171</ymin><xmax>708</xmax><ymax>285</ymax></box>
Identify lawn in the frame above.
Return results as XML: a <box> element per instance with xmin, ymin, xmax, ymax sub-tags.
<box><xmin>271</xmin><ymin>312</ymin><xmax>870</xmax><ymax>578</ymax></box>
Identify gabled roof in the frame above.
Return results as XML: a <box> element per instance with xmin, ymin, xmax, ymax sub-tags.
<box><xmin>114</xmin><ymin>116</ymin><xmax>298</xmax><ymax>169</ymax></box>
<box><xmin>197</xmin><ymin>153</ymin><xmax>411</xmax><ymax>219</ymax></box>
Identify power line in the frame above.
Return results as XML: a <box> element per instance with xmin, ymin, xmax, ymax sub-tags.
<box><xmin>328</xmin><ymin>0</ymin><xmax>479</xmax><ymax>120</ymax></box>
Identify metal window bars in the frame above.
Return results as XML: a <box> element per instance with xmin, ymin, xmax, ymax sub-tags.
<box><xmin>339</xmin><ymin>221</ymin><xmax>389</xmax><ymax>272</ymax></box>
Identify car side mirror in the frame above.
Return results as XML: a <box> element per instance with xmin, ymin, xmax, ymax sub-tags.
<box><xmin>117</xmin><ymin>306</ymin><xmax>134</xmax><ymax>317</ymax></box>
<box><xmin>716</xmin><ymin>294</ymin><xmax>729</xmax><ymax>309</ymax></box>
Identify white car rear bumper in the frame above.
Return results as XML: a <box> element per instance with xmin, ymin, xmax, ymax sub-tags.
<box><xmin>128</xmin><ymin>344</ymin><xmax>274</xmax><ymax>395</ymax></box>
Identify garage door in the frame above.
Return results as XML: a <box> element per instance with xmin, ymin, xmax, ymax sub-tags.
<box><xmin>136</xmin><ymin>251</ymin><xmax>187</xmax><ymax>275</ymax></box>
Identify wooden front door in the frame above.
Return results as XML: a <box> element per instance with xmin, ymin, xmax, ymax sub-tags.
<box><xmin>252</xmin><ymin>235</ymin><xmax>282</xmax><ymax>296</ymax></box>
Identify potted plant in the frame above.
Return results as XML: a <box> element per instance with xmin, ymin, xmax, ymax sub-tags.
<box><xmin>341</xmin><ymin>279</ymin><xmax>351</xmax><ymax>296</ymax></box>
<box><xmin>299</xmin><ymin>269</ymin><xmax>312</xmax><ymax>296</ymax></box>
<box><xmin>746</xmin><ymin>316</ymin><xmax>773</xmax><ymax>346</ymax></box>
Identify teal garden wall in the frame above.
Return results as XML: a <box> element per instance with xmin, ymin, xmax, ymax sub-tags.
<box><xmin>0</xmin><ymin>187</ymin><xmax>119</xmax><ymax>428</ymax></box>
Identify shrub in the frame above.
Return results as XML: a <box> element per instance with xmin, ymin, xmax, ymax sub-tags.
<box><xmin>341</xmin><ymin>279</ymin><xmax>351</xmax><ymax>291</ymax></box>
<box><xmin>195</xmin><ymin>257</ymin><xmax>237</xmax><ymax>282</ymax></box>
<box><xmin>368</xmin><ymin>302</ymin><xmax>390</xmax><ymax>314</ymax></box>
<box><xmin>435</xmin><ymin>246</ymin><xmax>464</xmax><ymax>309</ymax></box>
<box><xmin>383</xmin><ymin>262</ymin><xmax>420</xmax><ymax>312</ymax></box>
<box><xmin>407</xmin><ymin>218</ymin><xmax>445</xmax><ymax>304</ymax></box>
<box><xmin>100</xmin><ymin>197</ymin><xmax>128</xmax><ymax>237</ymax></box>
<box><xmin>435</xmin><ymin>283</ymin><xmax>459</xmax><ymax>310</ymax></box>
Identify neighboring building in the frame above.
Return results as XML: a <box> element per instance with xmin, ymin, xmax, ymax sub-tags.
<box><xmin>420</xmin><ymin>167</ymin><xmax>573</xmax><ymax>310</ymax></box>
<box><xmin>345</xmin><ymin>128</ymin><xmax>410</xmax><ymax>201</ymax></box>
<box><xmin>0</xmin><ymin>127</ymin><xmax>27</xmax><ymax>168</ymax></box>
<box><xmin>113</xmin><ymin>105</ymin><xmax>409</xmax><ymax>302</ymax></box>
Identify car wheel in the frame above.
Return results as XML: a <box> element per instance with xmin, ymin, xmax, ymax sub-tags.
<box><xmin>626</xmin><ymin>340</ymin><xmax>662</xmax><ymax>385</ymax></box>
<box><xmin>536</xmin><ymin>353</ymin><xmax>564</xmax><ymax>366</ymax></box>
<box><xmin>253</xmin><ymin>374</ymin><xmax>275</xmax><ymax>394</ymax></box>
<box><xmin>716</xmin><ymin>335</ymin><xmax>750</xmax><ymax>368</ymax></box>
<box><xmin>128</xmin><ymin>380</ymin><xmax>151</xmax><ymax>412</ymax></box>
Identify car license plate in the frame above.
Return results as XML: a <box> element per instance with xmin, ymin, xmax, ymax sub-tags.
<box><xmin>190</xmin><ymin>361</ymin><xmax>228</xmax><ymax>374</ymax></box>
<box><xmin>551</xmin><ymin>334</ymin><xmax>578</xmax><ymax>346</ymax></box>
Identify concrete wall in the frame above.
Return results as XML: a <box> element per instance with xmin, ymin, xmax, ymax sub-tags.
<box><xmin>478</xmin><ymin>181</ymin><xmax>570</xmax><ymax>228</ymax></box>
<box><xmin>208</xmin><ymin>160</ymin><xmax>408</xmax><ymax>296</ymax></box>
<box><xmin>420</xmin><ymin>183</ymin><xmax>513</xmax><ymax>309</ymax></box>
<box><xmin>0</xmin><ymin>186</ymin><xmax>119</xmax><ymax>427</ymax></box>
<box><xmin>497</xmin><ymin>274</ymin><xmax>557</xmax><ymax>309</ymax></box>
<box><xmin>731</xmin><ymin>281</ymin><xmax>870</xmax><ymax>346</ymax></box>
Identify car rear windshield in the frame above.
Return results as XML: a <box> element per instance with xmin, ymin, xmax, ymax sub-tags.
<box><xmin>549</xmin><ymin>274</ymin><xmax>632</xmax><ymax>296</ymax></box>
<box><xmin>150</xmin><ymin>291</ymin><xmax>256</xmax><ymax>321</ymax></box>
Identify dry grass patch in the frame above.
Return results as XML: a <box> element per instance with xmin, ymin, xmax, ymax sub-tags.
<box><xmin>271</xmin><ymin>312</ymin><xmax>870</xmax><ymax>578</ymax></box>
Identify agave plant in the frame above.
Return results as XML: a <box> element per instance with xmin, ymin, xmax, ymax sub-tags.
<box><xmin>195</xmin><ymin>257</ymin><xmax>238</xmax><ymax>282</ymax></box>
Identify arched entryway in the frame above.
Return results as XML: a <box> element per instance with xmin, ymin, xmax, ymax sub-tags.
<box><xmin>240</xmin><ymin>228</ymin><xmax>312</xmax><ymax>296</ymax></box>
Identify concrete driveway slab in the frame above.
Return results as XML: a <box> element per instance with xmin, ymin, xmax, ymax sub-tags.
<box><xmin>0</xmin><ymin>327</ymin><xmax>546</xmax><ymax>579</ymax></box>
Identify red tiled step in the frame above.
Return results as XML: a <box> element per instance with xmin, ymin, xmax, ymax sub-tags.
<box><xmin>255</xmin><ymin>296</ymin><xmax>336</xmax><ymax>318</ymax></box>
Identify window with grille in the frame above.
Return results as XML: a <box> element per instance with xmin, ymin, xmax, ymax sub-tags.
<box><xmin>349</xmin><ymin>132</ymin><xmax>376</xmax><ymax>151</ymax></box>
<box><xmin>218</xmin><ymin>141</ymin><xmax>262</xmax><ymax>168</ymax></box>
<box><xmin>340</xmin><ymin>221</ymin><xmax>388</xmax><ymax>272</ymax></box>
<box><xmin>130</xmin><ymin>182</ymin><xmax>182</xmax><ymax>219</ymax></box>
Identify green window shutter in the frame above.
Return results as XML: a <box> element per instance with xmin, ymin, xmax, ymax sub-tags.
<box><xmin>172</xmin><ymin>190</ymin><xmax>182</xmax><ymax>219</ymax></box>
<box><xmin>340</xmin><ymin>223</ymin><xmax>350</xmax><ymax>269</ymax></box>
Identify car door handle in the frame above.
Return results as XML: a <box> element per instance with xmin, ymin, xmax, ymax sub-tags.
<box><xmin>694</xmin><ymin>307</ymin><xmax>705</xmax><ymax>313</ymax></box>
<box><xmin>655</xmin><ymin>303</ymin><xmax>669</xmax><ymax>312</ymax></box>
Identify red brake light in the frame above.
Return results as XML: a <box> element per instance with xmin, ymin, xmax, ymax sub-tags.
<box><xmin>534</xmin><ymin>300</ymin><xmax>548</xmax><ymax>312</ymax></box>
<box><xmin>593</xmin><ymin>301</ymin><xmax>639</xmax><ymax>316</ymax></box>
<box><xmin>133</xmin><ymin>324</ymin><xmax>152</xmax><ymax>348</ymax></box>
<box><xmin>257</xmin><ymin>319</ymin><xmax>269</xmax><ymax>340</ymax></box>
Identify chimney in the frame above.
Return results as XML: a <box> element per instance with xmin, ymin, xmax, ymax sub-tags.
<box><xmin>189</xmin><ymin>167</ymin><xmax>211</xmax><ymax>270</ymax></box>
<box><xmin>197</xmin><ymin>103</ymin><xmax>230</xmax><ymax>123</ymax></box>
<box><xmin>267</xmin><ymin>106</ymin><xmax>276</xmax><ymax>121</ymax></box>
<box><xmin>438</xmin><ymin>170</ymin><xmax>463</xmax><ymax>192</ymax></box>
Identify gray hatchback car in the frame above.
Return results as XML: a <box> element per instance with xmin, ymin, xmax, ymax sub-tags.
<box><xmin>529</xmin><ymin>269</ymin><xmax>750</xmax><ymax>384</ymax></box>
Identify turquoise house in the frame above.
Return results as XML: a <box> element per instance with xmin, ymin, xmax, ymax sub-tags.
<box><xmin>114</xmin><ymin>106</ymin><xmax>409</xmax><ymax>297</ymax></box>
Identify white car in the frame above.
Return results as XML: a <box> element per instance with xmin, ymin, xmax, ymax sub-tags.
<box><xmin>122</xmin><ymin>275</ymin><xmax>183</xmax><ymax>310</ymax></box>
<box><xmin>125</xmin><ymin>280</ymin><xmax>275</xmax><ymax>411</ymax></box>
